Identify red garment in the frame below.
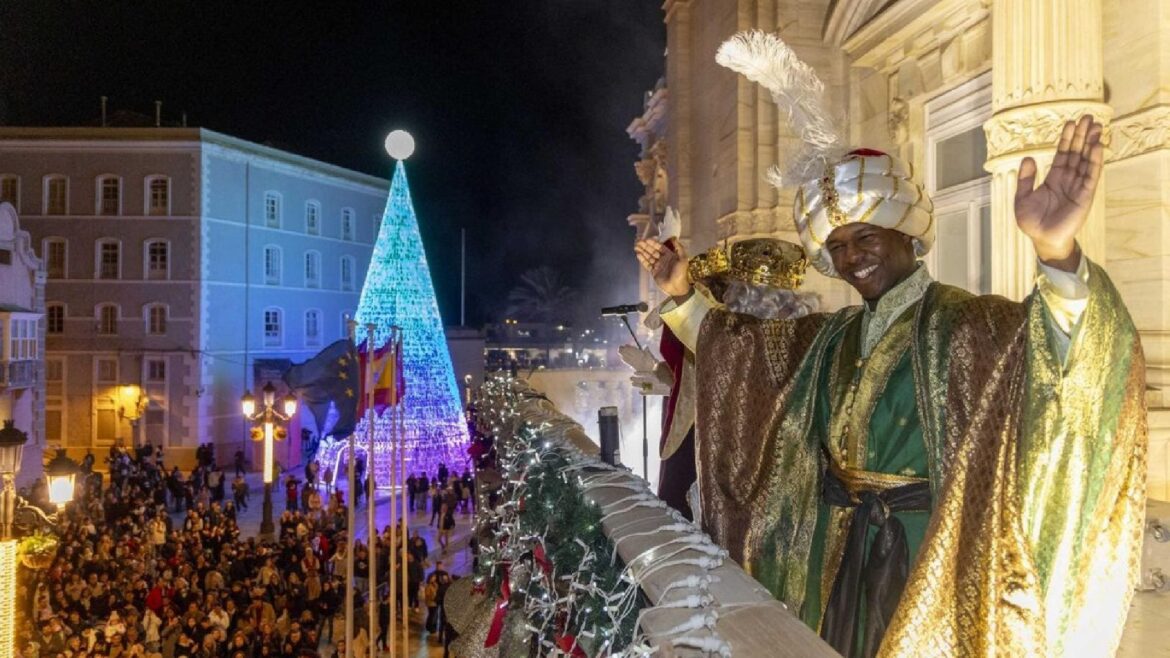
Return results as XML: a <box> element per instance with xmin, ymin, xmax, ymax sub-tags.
<box><xmin>145</xmin><ymin>586</ymin><xmax>164</xmax><ymax>614</ymax></box>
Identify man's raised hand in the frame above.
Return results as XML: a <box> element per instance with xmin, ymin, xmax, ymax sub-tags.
<box><xmin>1014</xmin><ymin>114</ymin><xmax>1104</xmax><ymax>271</ymax></box>
<box><xmin>634</xmin><ymin>238</ymin><xmax>692</xmax><ymax>298</ymax></box>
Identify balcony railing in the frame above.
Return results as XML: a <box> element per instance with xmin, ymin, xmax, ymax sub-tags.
<box><xmin>0</xmin><ymin>360</ymin><xmax>37</xmax><ymax>389</ymax></box>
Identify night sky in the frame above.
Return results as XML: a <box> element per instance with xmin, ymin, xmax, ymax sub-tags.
<box><xmin>0</xmin><ymin>1</ymin><xmax>666</xmax><ymax>327</ymax></box>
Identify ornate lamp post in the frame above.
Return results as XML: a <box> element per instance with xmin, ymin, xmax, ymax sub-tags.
<box><xmin>0</xmin><ymin>422</ymin><xmax>76</xmax><ymax>658</ymax></box>
<box><xmin>241</xmin><ymin>381</ymin><xmax>297</xmax><ymax>541</ymax></box>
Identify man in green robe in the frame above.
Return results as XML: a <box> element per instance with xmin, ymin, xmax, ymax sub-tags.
<box><xmin>634</xmin><ymin>114</ymin><xmax>1146</xmax><ymax>658</ymax></box>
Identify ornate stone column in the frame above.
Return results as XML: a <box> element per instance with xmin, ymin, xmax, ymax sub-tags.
<box><xmin>984</xmin><ymin>0</ymin><xmax>1110</xmax><ymax>300</ymax></box>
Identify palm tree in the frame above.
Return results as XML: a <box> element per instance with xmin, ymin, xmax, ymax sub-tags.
<box><xmin>505</xmin><ymin>266</ymin><xmax>578</xmax><ymax>365</ymax></box>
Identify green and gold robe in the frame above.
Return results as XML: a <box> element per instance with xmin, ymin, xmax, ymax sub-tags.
<box><xmin>664</xmin><ymin>260</ymin><xmax>1146</xmax><ymax>657</ymax></box>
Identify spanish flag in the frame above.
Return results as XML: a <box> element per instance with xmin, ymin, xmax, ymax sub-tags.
<box><xmin>357</xmin><ymin>339</ymin><xmax>405</xmax><ymax>416</ymax></box>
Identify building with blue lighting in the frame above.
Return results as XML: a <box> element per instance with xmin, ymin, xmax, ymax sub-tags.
<box><xmin>0</xmin><ymin>126</ymin><xmax>387</xmax><ymax>467</ymax></box>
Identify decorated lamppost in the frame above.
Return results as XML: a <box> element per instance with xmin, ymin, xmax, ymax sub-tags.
<box><xmin>241</xmin><ymin>381</ymin><xmax>297</xmax><ymax>541</ymax></box>
<box><xmin>0</xmin><ymin>422</ymin><xmax>76</xmax><ymax>658</ymax></box>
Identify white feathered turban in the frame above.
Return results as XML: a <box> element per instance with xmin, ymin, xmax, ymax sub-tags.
<box><xmin>716</xmin><ymin>31</ymin><xmax>936</xmax><ymax>278</ymax></box>
<box><xmin>795</xmin><ymin>148</ymin><xmax>935</xmax><ymax>277</ymax></box>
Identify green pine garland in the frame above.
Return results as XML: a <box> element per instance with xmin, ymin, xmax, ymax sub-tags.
<box><xmin>475</xmin><ymin>380</ymin><xmax>644</xmax><ymax>656</ymax></box>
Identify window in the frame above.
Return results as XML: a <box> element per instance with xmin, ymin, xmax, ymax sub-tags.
<box><xmin>145</xmin><ymin>240</ymin><xmax>169</xmax><ymax>280</ymax></box>
<box><xmin>0</xmin><ymin>175</ymin><xmax>18</xmax><ymax>210</ymax></box>
<box><xmin>97</xmin><ymin>304</ymin><xmax>119</xmax><ymax>335</ymax></box>
<box><xmin>44</xmin><ymin>176</ymin><xmax>67</xmax><ymax>214</ymax></box>
<box><xmin>96</xmin><ymin>358</ymin><xmax>118</xmax><ymax>383</ymax></box>
<box><xmin>96</xmin><ymin>240</ymin><xmax>121</xmax><ymax>279</ymax></box>
<box><xmin>45</xmin><ymin>358</ymin><xmax>64</xmax><ymax>442</ymax></box>
<box><xmin>146</xmin><ymin>304</ymin><xmax>167</xmax><ymax>335</ymax></box>
<box><xmin>0</xmin><ymin>250</ymin><xmax>9</xmax><ymax>265</ymax></box>
<box><xmin>46</xmin><ymin>303</ymin><xmax>65</xmax><ymax>335</ymax></box>
<box><xmin>304</xmin><ymin>310</ymin><xmax>322</xmax><ymax>347</ymax></box>
<box><xmin>44</xmin><ymin>238</ymin><xmax>66</xmax><ymax>279</ymax></box>
<box><xmin>263</xmin><ymin>245</ymin><xmax>281</xmax><ymax>285</ymax></box>
<box><xmin>7</xmin><ymin>318</ymin><xmax>37</xmax><ymax>360</ymax></box>
<box><xmin>925</xmin><ymin>72</ymin><xmax>993</xmax><ymax>294</ymax></box>
<box><xmin>341</xmin><ymin>208</ymin><xmax>355</xmax><ymax>241</ymax></box>
<box><xmin>340</xmin><ymin>255</ymin><xmax>355</xmax><ymax>291</ymax></box>
<box><xmin>264</xmin><ymin>192</ymin><xmax>281</xmax><ymax>228</ymax></box>
<box><xmin>146</xmin><ymin>359</ymin><xmax>166</xmax><ymax>382</ymax></box>
<box><xmin>305</xmin><ymin>201</ymin><xmax>321</xmax><ymax>235</ymax></box>
<box><xmin>263</xmin><ymin>308</ymin><xmax>282</xmax><ymax>347</ymax></box>
<box><xmin>304</xmin><ymin>251</ymin><xmax>321</xmax><ymax>288</ymax></box>
<box><xmin>146</xmin><ymin>177</ymin><xmax>170</xmax><ymax>215</ymax></box>
<box><xmin>98</xmin><ymin>176</ymin><xmax>120</xmax><ymax>215</ymax></box>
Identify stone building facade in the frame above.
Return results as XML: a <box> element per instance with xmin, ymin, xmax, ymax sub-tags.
<box><xmin>631</xmin><ymin>0</ymin><xmax>1170</xmax><ymax>498</ymax></box>
<box><xmin>0</xmin><ymin>128</ymin><xmax>386</xmax><ymax>467</ymax></box>
<box><xmin>0</xmin><ymin>202</ymin><xmax>45</xmax><ymax>485</ymax></box>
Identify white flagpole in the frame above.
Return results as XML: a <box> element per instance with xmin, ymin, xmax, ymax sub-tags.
<box><xmin>387</xmin><ymin>327</ymin><xmax>398</xmax><ymax>657</ymax></box>
<box><xmin>396</xmin><ymin>329</ymin><xmax>409</xmax><ymax>657</ymax></box>
<box><xmin>365</xmin><ymin>323</ymin><xmax>377</xmax><ymax>655</ymax></box>
<box><xmin>344</xmin><ymin>319</ymin><xmax>356</xmax><ymax>658</ymax></box>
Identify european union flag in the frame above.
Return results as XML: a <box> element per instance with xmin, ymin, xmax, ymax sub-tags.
<box><xmin>283</xmin><ymin>339</ymin><xmax>361</xmax><ymax>438</ymax></box>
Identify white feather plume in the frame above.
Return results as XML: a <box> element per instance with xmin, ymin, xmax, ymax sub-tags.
<box><xmin>658</xmin><ymin>206</ymin><xmax>682</xmax><ymax>243</ymax></box>
<box><xmin>715</xmin><ymin>30</ymin><xmax>843</xmax><ymax>186</ymax></box>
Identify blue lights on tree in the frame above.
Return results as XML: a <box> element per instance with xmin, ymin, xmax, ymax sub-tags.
<box><xmin>354</xmin><ymin>160</ymin><xmax>469</xmax><ymax>479</ymax></box>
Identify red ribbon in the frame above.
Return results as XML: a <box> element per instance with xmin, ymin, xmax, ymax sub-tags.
<box><xmin>556</xmin><ymin>634</ymin><xmax>587</xmax><ymax>657</ymax></box>
<box><xmin>484</xmin><ymin>565</ymin><xmax>512</xmax><ymax>648</ymax></box>
<box><xmin>533</xmin><ymin>542</ymin><xmax>552</xmax><ymax>576</ymax></box>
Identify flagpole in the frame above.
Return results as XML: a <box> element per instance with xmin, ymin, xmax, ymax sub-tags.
<box><xmin>397</xmin><ymin>329</ymin><xmax>408</xmax><ymax>657</ymax></box>
<box><xmin>345</xmin><ymin>320</ymin><xmax>356</xmax><ymax>658</ymax></box>
<box><xmin>387</xmin><ymin>326</ymin><xmax>398</xmax><ymax>658</ymax></box>
<box><xmin>364</xmin><ymin>323</ymin><xmax>377</xmax><ymax>656</ymax></box>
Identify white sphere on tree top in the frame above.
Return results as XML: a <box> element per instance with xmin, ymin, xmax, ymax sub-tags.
<box><xmin>384</xmin><ymin>130</ymin><xmax>415</xmax><ymax>160</ymax></box>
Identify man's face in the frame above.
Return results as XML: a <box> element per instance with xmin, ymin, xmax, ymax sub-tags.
<box><xmin>825</xmin><ymin>224</ymin><xmax>918</xmax><ymax>302</ymax></box>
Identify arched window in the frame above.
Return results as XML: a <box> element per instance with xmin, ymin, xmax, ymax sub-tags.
<box><xmin>263</xmin><ymin>245</ymin><xmax>282</xmax><ymax>285</ymax></box>
<box><xmin>304</xmin><ymin>309</ymin><xmax>322</xmax><ymax>348</ymax></box>
<box><xmin>145</xmin><ymin>304</ymin><xmax>168</xmax><ymax>335</ymax></box>
<box><xmin>145</xmin><ymin>176</ymin><xmax>170</xmax><ymax>215</ymax></box>
<box><xmin>264</xmin><ymin>191</ymin><xmax>282</xmax><ymax>228</ymax></box>
<box><xmin>46</xmin><ymin>303</ymin><xmax>65</xmax><ymax>335</ymax></box>
<box><xmin>304</xmin><ymin>251</ymin><xmax>321</xmax><ymax>288</ymax></box>
<box><xmin>340</xmin><ymin>255</ymin><xmax>355</xmax><ymax>292</ymax></box>
<box><xmin>43</xmin><ymin>175</ymin><xmax>68</xmax><ymax>215</ymax></box>
<box><xmin>263</xmin><ymin>307</ymin><xmax>283</xmax><ymax>347</ymax></box>
<box><xmin>95</xmin><ymin>239</ymin><xmax>121</xmax><ymax>280</ymax></box>
<box><xmin>0</xmin><ymin>175</ymin><xmax>19</xmax><ymax>210</ymax></box>
<box><xmin>144</xmin><ymin>239</ymin><xmax>170</xmax><ymax>280</ymax></box>
<box><xmin>43</xmin><ymin>237</ymin><xmax>67</xmax><ymax>279</ymax></box>
<box><xmin>341</xmin><ymin>208</ymin><xmax>355</xmax><ymax>241</ymax></box>
<box><xmin>305</xmin><ymin>200</ymin><xmax>321</xmax><ymax>235</ymax></box>
<box><xmin>96</xmin><ymin>303</ymin><xmax>119</xmax><ymax>335</ymax></box>
<box><xmin>96</xmin><ymin>175</ymin><xmax>121</xmax><ymax>215</ymax></box>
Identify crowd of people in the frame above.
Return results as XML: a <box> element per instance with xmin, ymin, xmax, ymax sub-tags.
<box><xmin>16</xmin><ymin>443</ymin><xmax>475</xmax><ymax>658</ymax></box>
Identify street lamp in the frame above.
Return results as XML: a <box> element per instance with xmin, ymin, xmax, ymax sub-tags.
<box><xmin>118</xmin><ymin>385</ymin><xmax>149</xmax><ymax>447</ymax></box>
<box><xmin>240</xmin><ymin>381</ymin><xmax>297</xmax><ymax>541</ymax></box>
<box><xmin>0</xmin><ymin>422</ymin><xmax>76</xmax><ymax>658</ymax></box>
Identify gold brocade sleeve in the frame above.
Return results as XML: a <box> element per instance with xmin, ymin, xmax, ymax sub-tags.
<box><xmin>882</xmin><ymin>262</ymin><xmax>1146</xmax><ymax>658</ymax></box>
<box><xmin>1017</xmin><ymin>260</ymin><xmax>1146</xmax><ymax>658</ymax></box>
<box><xmin>692</xmin><ymin>309</ymin><xmax>831</xmax><ymax>569</ymax></box>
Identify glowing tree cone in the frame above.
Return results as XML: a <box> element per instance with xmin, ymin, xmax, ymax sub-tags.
<box><xmin>355</xmin><ymin>160</ymin><xmax>469</xmax><ymax>481</ymax></box>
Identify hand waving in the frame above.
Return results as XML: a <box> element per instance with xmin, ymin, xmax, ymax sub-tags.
<box><xmin>634</xmin><ymin>238</ymin><xmax>691</xmax><ymax>298</ymax></box>
<box><xmin>1014</xmin><ymin>115</ymin><xmax>1104</xmax><ymax>270</ymax></box>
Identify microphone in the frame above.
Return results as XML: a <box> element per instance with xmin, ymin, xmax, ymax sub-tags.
<box><xmin>600</xmin><ymin>302</ymin><xmax>648</xmax><ymax>316</ymax></box>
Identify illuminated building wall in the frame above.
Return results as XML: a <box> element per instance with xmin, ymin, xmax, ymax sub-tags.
<box><xmin>355</xmin><ymin>161</ymin><xmax>469</xmax><ymax>480</ymax></box>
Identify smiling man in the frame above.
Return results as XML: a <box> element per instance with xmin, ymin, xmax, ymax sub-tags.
<box><xmin>633</xmin><ymin>115</ymin><xmax>1146</xmax><ymax>658</ymax></box>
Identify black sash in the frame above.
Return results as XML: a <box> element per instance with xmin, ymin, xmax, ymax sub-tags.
<box><xmin>819</xmin><ymin>466</ymin><xmax>931</xmax><ymax>658</ymax></box>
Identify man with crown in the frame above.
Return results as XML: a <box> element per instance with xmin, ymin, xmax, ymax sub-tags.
<box><xmin>633</xmin><ymin>31</ymin><xmax>1146</xmax><ymax>658</ymax></box>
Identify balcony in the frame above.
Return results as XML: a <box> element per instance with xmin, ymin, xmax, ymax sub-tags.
<box><xmin>0</xmin><ymin>360</ymin><xmax>36</xmax><ymax>389</ymax></box>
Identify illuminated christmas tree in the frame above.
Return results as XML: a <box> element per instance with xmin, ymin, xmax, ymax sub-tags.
<box><xmin>353</xmin><ymin>134</ymin><xmax>469</xmax><ymax>480</ymax></box>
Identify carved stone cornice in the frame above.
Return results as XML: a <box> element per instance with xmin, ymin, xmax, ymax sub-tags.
<box><xmin>983</xmin><ymin>101</ymin><xmax>1112</xmax><ymax>164</ymax></box>
<box><xmin>716</xmin><ymin>208</ymin><xmax>788</xmax><ymax>242</ymax></box>
<box><xmin>1107</xmin><ymin>106</ymin><xmax>1170</xmax><ymax>163</ymax></box>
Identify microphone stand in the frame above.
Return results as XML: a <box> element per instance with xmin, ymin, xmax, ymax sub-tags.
<box><xmin>614</xmin><ymin>314</ymin><xmax>649</xmax><ymax>481</ymax></box>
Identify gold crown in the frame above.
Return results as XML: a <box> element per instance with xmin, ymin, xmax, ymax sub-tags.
<box><xmin>687</xmin><ymin>238</ymin><xmax>809</xmax><ymax>290</ymax></box>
